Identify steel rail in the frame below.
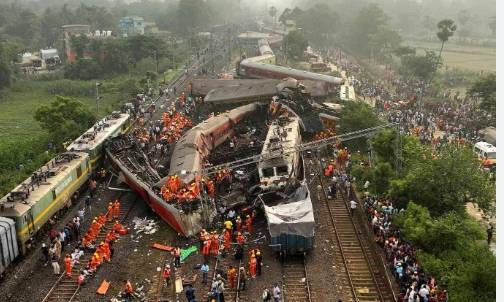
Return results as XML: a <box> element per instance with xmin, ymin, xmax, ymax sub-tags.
<box><xmin>314</xmin><ymin>158</ymin><xmax>358</xmax><ymax>302</ymax></box>
<box><xmin>336</xmin><ymin>182</ymin><xmax>386</xmax><ymax>302</ymax></box>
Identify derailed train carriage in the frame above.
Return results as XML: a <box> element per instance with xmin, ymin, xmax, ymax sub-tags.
<box><xmin>257</xmin><ymin>116</ymin><xmax>315</xmax><ymax>254</ymax></box>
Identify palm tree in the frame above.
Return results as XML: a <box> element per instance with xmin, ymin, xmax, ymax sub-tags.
<box><xmin>436</xmin><ymin>19</ymin><xmax>457</xmax><ymax>65</ymax></box>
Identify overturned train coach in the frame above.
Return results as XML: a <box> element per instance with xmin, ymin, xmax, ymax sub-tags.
<box><xmin>107</xmin><ymin>103</ymin><xmax>264</xmax><ymax>237</ymax></box>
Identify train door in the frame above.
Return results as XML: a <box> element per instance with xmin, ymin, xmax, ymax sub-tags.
<box><xmin>26</xmin><ymin>210</ymin><xmax>35</xmax><ymax>236</ymax></box>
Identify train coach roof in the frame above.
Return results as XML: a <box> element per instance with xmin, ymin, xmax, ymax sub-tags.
<box><xmin>192</xmin><ymin>79</ymin><xmax>279</xmax><ymax>96</ymax></box>
<box><xmin>66</xmin><ymin>113</ymin><xmax>129</xmax><ymax>152</ymax></box>
<box><xmin>241</xmin><ymin>60</ymin><xmax>342</xmax><ymax>85</ymax></box>
<box><xmin>0</xmin><ymin>152</ymin><xmax>89</xmax><ymax>217</ymax></box>
<box><xmin>204</xmin><ymin>81</ymin><xmax>279</xmax><ymax>104</ymax></box>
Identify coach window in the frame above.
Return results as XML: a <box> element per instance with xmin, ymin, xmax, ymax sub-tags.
<box><xmin>262</xmin><ymin>168</ymin><xmax>274</xmax><ymax>177</ymax></box>
<box><xmin>276</xmin><ymin>166</ymin><xmax>288</xmax><ymax>176</ymax></box>
<box><xmin>77</xmin><ymin>166</ymin><xmax>82</xmax><ymax>178</ymax></box>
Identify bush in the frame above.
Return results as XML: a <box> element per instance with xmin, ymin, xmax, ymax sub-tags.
<box><xmin>64</xmin><ymin>58</ymin><xmax>104</xmax><ymax>80</ymax></box>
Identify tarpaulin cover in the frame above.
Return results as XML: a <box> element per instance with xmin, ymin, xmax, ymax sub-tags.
<box><xmin>181</xmin><ymin>246</ymin><xmax>198</xmax><ymax>262</ymax></box>
<box><xmin>263</xmin><ymin>183</ymin><xmax>315</xmax><ymax>238</ymax></box>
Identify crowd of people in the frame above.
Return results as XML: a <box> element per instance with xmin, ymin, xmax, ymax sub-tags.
<box><xmin>42</xmin><ymin>197</ymin><xmax>127</xmax><ymax>290</ymax></box>
<box><xmin>346</xmin><ymin>59</ymin><xmax>491</xmax><ymax>153</ymax></box>
<box><xmin>362</xmin><ymin>196</ymin><xmax>448</xmax><ymax>302</ymax></box>
<box><xmin>174</xmin><ymin>206</ymin><xmax>283</xmax><ymax>302</ymax></box>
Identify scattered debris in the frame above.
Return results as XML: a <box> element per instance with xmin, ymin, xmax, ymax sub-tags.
<box><xmin>132</xmin><ymin>217</ymin><xmax>159</xmax><ymax>236</ymax></box>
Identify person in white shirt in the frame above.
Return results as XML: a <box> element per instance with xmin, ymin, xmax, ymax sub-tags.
<box><xmin>273</xmin><ymin>283</ymin><xmax>281</xmax><ymax>302</ymax></box>
<box><xmin>350</xmin><ymin>200</ymin><xmax>357</xmax><ymax>216</ymax></box>
<box><xmin>418</xmin><ymin>284</ymin><xmax>430</xmax><ymax>302</ymax></box>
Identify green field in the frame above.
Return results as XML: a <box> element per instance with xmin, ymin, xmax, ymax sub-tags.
<box><xmin>0</xmin><ymin>68</ymin><xmax>179</xmax><ymax>145</ymax></box>
<box><xmin>0</xmin><ymin>80</ymin><xmax>124</xmax><ymax>145</ymax></box>
<box><xmin>407</xmin><ymin>40</ymin><xmax>496</xmax><ymax>72</ymax></box>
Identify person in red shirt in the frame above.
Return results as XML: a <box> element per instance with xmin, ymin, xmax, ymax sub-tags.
<box><xmin>163</xmin><ymin>265</ymin><xmax>171</xmax><ymax>287</ymax></box>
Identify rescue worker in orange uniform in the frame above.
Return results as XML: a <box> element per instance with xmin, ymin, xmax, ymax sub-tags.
<box><xmin>249</xmin><ymin>253</ymin><xmax>257</xmax><ymax>278</ymax></box>
<box><xmin>113</xmin><ymin>221</ymin><xmax>124</xmax><ymax>234</ymax></box>
<box><xmin>246</xmin><ymin>215</ymin><xmax>253</xmax><ymax>234</ymax></box>
<box><xmin>227</xmin><ymin>266</ymin><xmax>237</xmax><ymax>290</ymax></box>
<box><xmin>113</xmin><ymin>200</ymin><xmax>121</xmax><ymax>218</ymax></box>
<box><xmin>235</xmin><ymin>216</ymin><xmax>242</xmax><ymax>232</ymax></box>
<box><xmin>223</xmin><ymin>229</ymin><xmax>232</xmax><ymax>251</ymax></box>
<box><xmin>206</xmin><ymin>179</ymin><xmax>215</xmax><ymax>197</ymax></box>
<box><xmin>107</xmin><ymin>202</ymin><xmax>114</xmax><ymax>221</ymax></box>
<box><xmin>199</xmin><ymin>229</ymin><xmax>208</xmax><ymax>253</ymax></box>
<box><xmin>202</xmin><ymin>238</ymin><xmax>211</xmax><ymax>263</ymax></box>
<box><xmin>64</xmin><ymin>254</ymin><xmax>72</xmax><ymax>277</ymax></box>
<box><xmin>236</xmin><ymin>232</ymin><xmax>245</xmax><ymax>245</ymax></box>
<box><xmin>105</xmin><ymin>230</ymin><xmax>117</xmax><ymax>244</ymax></box>
<box><xmin>210</xmin><ymin>231</ymin><xmax>219</xmax><ymax>256</ymax></box>
<box><xmin>97</xmin><ymin>214</ymin><xmax>106</xmax><ymax>225</ymax></box>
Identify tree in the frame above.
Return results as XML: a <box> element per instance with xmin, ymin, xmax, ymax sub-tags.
<box><xmin>284</xmin><ymin>30</ymin><xmax>308</xmax><ymax>59</ymax></box>
<box><xmin>436</xmin><ymin>19</ymin><xmax>457</xmax><ymax>67</ymax></box>
<box><xmin>371</xmin><ymin>129</ymin><xmax>397</xmax><ymax>166</ymax></box>
<box><xmin>5</xmin><ymin>9</ymin><xmax>40</xmax><ymax>45</ymax></box>
<box><xmin>297</xmin><ymin>4</ymin><xmax>341</xmax><ymax>47</ymax></box>
<box><xmin>339</xmin><ymin>101</ymin><xmax>381</xmax><ymax>151</ymax></box>
<box><xmin>176</xmin><ymin>0</ymin><xmax>211</xmax><ymax>34</ymax></box>
<box><xmin>0</xmin><ymin>37</ymin><xmax>12</xmax><ymax>90</ymax></box>
<box><xmin>346</xmin><ymin>4</ymin><xmax>400</xmax><ymax>60</ymax></box>
<box><xmin>457</xmin><ymin>10</ymin><xmax>471</xmax><ymax>27</ymax></box>
<box><xmin>389</xmin><ymin>145</ymin><xmax>495</xmax><ymax>216</ymax></box>
<box><xmin>268</xmin><ymin>6</ymin><xmax>277</xmax><ymax>26</ymax></box>
<box><xmin>468</xmin><ymin>73</ymin><xmax>496</xmax><ymax>120</ymax></box>
<box><xmin>34</xmin><ymin>96</ymin><xmax>96</xmax><ymax>146</ymax></box>
<box><xmin>395</xmin><ymin>202</ymin><xmax>495</xmax><ymax>302</ymax></box>
<box><xmin>278</xmin><ymin>8</ymin><xmax>292</xmax><ymax>28</ymax></box>
<box><xmin>70</xmin><ymin>35</ymin><xmax>90</xmax><ymax>60</ymax></box>
<box><xmin>399</xmin><ymin>50</ymin><xmax>441</xmax><ymax>80</ymax></box>
<box><xmin>394</xmin><ymin>46</ymin><xmax>416</xmax><ymax>57</ymax></box>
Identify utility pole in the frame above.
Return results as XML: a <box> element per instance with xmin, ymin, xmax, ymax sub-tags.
<box><xmin>95</xmin><ymin>82</ymin><xmax>102</xmax><ymax>115</ymax></box>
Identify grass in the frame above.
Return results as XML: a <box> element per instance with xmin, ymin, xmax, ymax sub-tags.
<box><xmin>407</xmin><ymin>40</ymin><xmax>496</xmax><ymax>72</ymax></box>
<box><xmin>0</xmin><ymin>80</ymin><xmax>125</xmax><ymax>145</ymax></box>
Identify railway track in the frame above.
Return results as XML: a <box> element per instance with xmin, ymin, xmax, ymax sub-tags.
<box><xmin>315</xmin><ymin>163</ymin><xmax>395</xmax><ymax>302</ymax></box>
<box><xmin>282</xmin><ymin>256</ymin><xmax>311</xmax><ymax>302</ymax></box>
<box><xmin>152</xmin><ymin>246</ymin><xmax>174</xmax><ymax>302</ymax></box>
<box><xmin>41</xmin><ymin>192</ymin><xmax>135</xmax><ymax>302</ymax></box>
